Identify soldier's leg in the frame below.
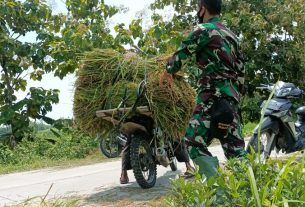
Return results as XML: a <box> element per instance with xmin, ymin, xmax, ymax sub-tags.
<box><xmin>184</xmin><ymin>101</ymin><xmax>213</xmax><ymax>159</ymax></box>
<box><xmin>184</xmin><ymin>95</ymin><xmax>219</xmax><ymax>178</ymax></box>
<box><xmin>220</xmin><ymin>102</ymin><xmax>247</xmax><ymax>159</ymax></box>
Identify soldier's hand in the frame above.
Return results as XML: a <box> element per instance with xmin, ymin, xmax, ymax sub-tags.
<box><xmin>159</xmin><ymin>71</ymin><xmax>173</xmax><ymax>88</ymax></box>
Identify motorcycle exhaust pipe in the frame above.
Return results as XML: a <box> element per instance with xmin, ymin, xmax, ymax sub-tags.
<box><xmin>156</xmin><ymin>147</ymin><xmax>170</xmax><ymax>167</ymax></box>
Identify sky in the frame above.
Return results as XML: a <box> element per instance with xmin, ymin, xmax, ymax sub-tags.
<box><xmin>15</xmin><ymin>0</ymin><xmax>155</xmax><ymax>119</ymax></box>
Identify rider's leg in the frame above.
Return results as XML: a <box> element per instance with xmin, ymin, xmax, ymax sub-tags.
<box><xmin>173</xmin><ymin>141</ymin><xmax>195</xmax><ymax>174</ymax></box>
<box><xmin>120</xmin><ymin>136</ymin><xmax>132</xmax><ymax>184</ymax></box>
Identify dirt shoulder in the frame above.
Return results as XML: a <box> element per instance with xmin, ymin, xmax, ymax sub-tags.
<box><xmin>81</xmin><ymin>170</ymin><xmax>176</xmax><ymax>207</ymax></box>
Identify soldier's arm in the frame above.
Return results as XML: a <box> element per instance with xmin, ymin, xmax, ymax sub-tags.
<box><xmin>166</xmin><ymin>26</ymin><xmax>209</xmax><ymax>74</ymax></box>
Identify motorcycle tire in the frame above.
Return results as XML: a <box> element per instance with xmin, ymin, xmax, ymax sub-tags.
<box><xmin>247</xmin><ymin>130</ymin><xmax>274</xmax><ymax>159</ymax></box>
<box><xmin>170</xmin><ymin>157</ymin><xmax>178</xmax><ymax>172</ymax></box>
<box><xmin>99</xmin><ymin>138</ymin><xmax>120</xmax><ymax>158</ymax></box>
<box><xmin>130</xmin><ymin>134</ymin><xmax>157</xmax><ymax>189</ymax></box>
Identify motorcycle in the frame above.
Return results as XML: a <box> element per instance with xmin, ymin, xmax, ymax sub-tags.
<box><xmin>97</xmin><ymin>130</ymin><xmax>126</xmax><ymax>158</ymax></box>
<box><xmin>96</xmin><ymin>81</ymin><xmax>178</xmax><ymax>189</ymax></box>
<box><xmin>247</xmin><ymin>81</ymin><xmax>305</xmax><ymax>159</ymax></box>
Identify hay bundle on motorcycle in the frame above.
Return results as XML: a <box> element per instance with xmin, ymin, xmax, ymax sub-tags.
<box><xmin>74</xmin><ymin>48</ymin><xmax>195</xmax><ymax>139</ymax></box>
<box><xmin>73</xmin><ymin>49</ymin><xmax>195</xmax><ymax>139</ymax></box>
<box><xmin>73</xmin><ymin>48</ymin><xmax>196</xmax><ymax>189</ymax></box>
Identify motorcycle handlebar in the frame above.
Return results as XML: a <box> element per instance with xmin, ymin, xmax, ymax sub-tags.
<box><xmin>256</xmin><ymin>86</ymin><xmax>272</xmax><ymax>90</ymax></box>
<box><xmin>256</xmin><ymin>83</ymin><xmax>274</xmax><ymax>91</ymax></box>
<box><xmin>259</xmin><ymin>84</ymin><xmax>269</xmax><ymax>87</ymax></box>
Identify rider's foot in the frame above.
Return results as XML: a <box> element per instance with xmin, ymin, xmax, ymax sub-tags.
<box><xmin>120</xmin><ymin>170</ymin><xmax>129</xmax><ymax>184</ymax></box>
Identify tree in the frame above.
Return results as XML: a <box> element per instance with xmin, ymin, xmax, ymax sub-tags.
<box><xmin>221</xmin><ymin>0</ymin><xmax>305</xmax><ymax>93</ymax></box>
<box><xmin>118</xmin><ymin>0</ymin><xmax>305</xmax><ymax>92</ymax></box>
<box><xmin>113</xmin><ymin>0</ymin><xmax>304</xmax><ymax>123</ymax></box>
<box><xmin>103</xmin><ymin>0</ymin><xmax>305</xmax><ymax>124</ymax></box>
<box><xmin>0</xmin><ymin>0</ymin><xmax>61</xmax><ymax>143</ymax></box>
<box><xmin>46</xmin><ymin>0</ymin><xmax>123</xmax><ymax>78</ymax></box>
<box><xmin>0</xmin><ymin>0</ymin><xmax>121</xmax><ymax>144</ymax></box>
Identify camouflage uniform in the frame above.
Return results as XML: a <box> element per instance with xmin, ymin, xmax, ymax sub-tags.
<box><xmin>166</xmin><ymin>17</ymin><xmax>247</xmax><ymax>163</ymax></box>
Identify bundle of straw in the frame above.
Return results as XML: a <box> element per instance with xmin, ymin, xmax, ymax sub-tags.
<box><xmin>73</xmin><ymin>49</ymin><xmax>195</xmax><ymax>140</ymax></box>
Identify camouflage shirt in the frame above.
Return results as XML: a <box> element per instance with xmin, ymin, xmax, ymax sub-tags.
<box><xmin>166</xmin><ymin>17</ymin><xmax>245</xmax><ymax>102</ymax></box>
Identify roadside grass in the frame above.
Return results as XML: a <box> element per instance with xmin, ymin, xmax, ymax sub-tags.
<box><xmin>0</xmin><ymin>149</ymin><xmax>108</xmax><ymax>175</ymax></box>
<box><xmin>11</xmin><ymin>197</ymin><xmax>80</xmax><ymax>207</ymax></box>
<box><xmin>86</xmin><ymin>197</ymin><xmax>165</xmax><ymax>207</ymax></box>
<box><xmin>0</xmin><ymin>128</ymin><xmax>109</xmax><ymax>175</ymax></box>
<box><xmin>11</xmin><ymin>196</ymin><xmax>163</xmax><ymax>207</ymax></box>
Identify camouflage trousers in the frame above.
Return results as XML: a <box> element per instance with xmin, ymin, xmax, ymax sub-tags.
<box><xmin>184</xmin><ymin>91</ymin><xmax>247</xmax><ymax>159</ymax></box>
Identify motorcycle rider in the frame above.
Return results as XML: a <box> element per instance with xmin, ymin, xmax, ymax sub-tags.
<box><xmin>160</xmin><ymin>0</ymin><xmax>247</xmax><ymax>178</ymax></box>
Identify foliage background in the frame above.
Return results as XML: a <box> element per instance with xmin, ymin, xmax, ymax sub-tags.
<box><xmin>114</xmin><ymin>0</ymin><xmax>305</xmax><ymax>123</ymax></box>
<box><xmin>1</xmin><ymin>0</ymin><xmax>304</xmax><ymax>141</ymax></box>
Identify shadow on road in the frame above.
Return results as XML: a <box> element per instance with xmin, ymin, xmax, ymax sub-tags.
<box><xmin>83</xmin><ymin>170</ymin><xmax>181</xmax><ymax>206</ymax></box>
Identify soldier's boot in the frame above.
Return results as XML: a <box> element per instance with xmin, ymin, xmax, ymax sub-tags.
<box><xmin>193</xmin><ymin>156</ymin><xmax>219</xmax><ymax>179</ymax></box>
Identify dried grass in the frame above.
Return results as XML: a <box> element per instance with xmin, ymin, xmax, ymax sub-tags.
<box><xmin>73</xmin><ymin>49</ymin><xmax>195</xmax><ymax>140</ymax></box>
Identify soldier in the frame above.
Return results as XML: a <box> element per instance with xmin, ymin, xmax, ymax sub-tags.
<box><xmin>160</xmin><ymin>0</ymin><xmax>247</xmax><ymax>178</ymax></box>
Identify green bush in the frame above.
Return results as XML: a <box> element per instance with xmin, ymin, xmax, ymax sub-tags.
<box><xmin>167</xmin><ymin>154</ymin><xmax>305</xmax><ymax>207</ymax></box>
<box><xmin>0</xmin><ymin>128</ymin><xmax>98</xmax><ymax>166</ymax></box>
<box><xmin>243</xmin><ymin>122</ymin><xmax>257</xmax><ymax>137</ymax></box>
<box><xmin>241</xmin><ymin>93</ymin><xmax>263</xmax><ymax>124</ymax></box>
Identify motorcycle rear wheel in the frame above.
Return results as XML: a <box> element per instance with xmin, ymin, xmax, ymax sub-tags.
<box><xmin>130</xmin><ymin>134</ymin><xmax>157</xmax><ymax>189</ymax></box>
<box><xmin>247</xmin><ymin>130</ymin><xmax>274</xmax><ymax>159</ymax></box>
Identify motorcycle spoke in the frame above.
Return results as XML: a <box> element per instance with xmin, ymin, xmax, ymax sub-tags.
<box><xmin>137</xmin><ymin>142</ymin><xmax>153</xmax><ymax>181</ymax></box>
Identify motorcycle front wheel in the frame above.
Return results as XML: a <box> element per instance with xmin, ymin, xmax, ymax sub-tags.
<box><xmin>130</xmin><ymin>134</ymin><xmax>157</xmax><ymax>189</ymax></box>
<box><xmin>99</xmin><ymin>134</ymin><xmax>121</xmax><ymax>158</ymax></box>
<box><xmin>247</xmin><ymin>130</ymin><xmax>275</xmax><ymax>159</ymax></box>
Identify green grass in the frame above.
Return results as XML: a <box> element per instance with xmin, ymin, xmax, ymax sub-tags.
<box><xmin>0</xmin><ymin>128</ymin><xmax>109</xmax><ymax>174</ymax></box>
<box><xmin>0</xmin><ymin>149</ymin><xmax>108</xmax><ymax>175</ymax></box>
<box><xmin>167</xmin><ymin>153</ymin><xmax>305</xmax><ymax>207</ymax></box>
<box><xmin>243</xmin><ymin>122</ymin><xmax>257</xmax><ymax>137</ymax></box>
